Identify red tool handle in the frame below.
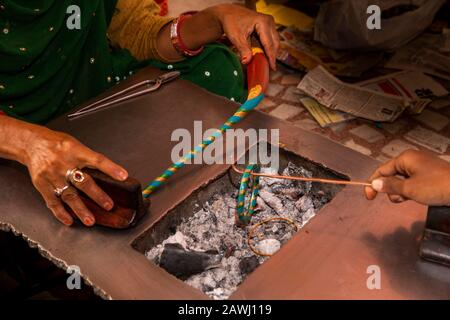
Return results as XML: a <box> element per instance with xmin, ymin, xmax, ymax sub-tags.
<box><xmin>247</xmin><ymin>48</ymin><xmax>270</xmax><ymax>94</ymax></box>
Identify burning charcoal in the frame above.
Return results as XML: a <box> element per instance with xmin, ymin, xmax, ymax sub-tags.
<box><xmin>210</xmin><ymin>212</ymin><xmax>218</xmax><ymax>225</ymax></box>
<box><xmin>282</xmin><ymin>201</ymin><xmax>302</xmax><ymax>222</ymax></box>
<box><xmin>165</xmin><ymin>231</ymin><xmax>188</xmax><ymax>249</ymax></box>
<box><xmin>282</xmin><ymin>162</ymin><xmax>313</xmax><ymax>195</ymax></box>
<box><xmin>207</xmin><ymin>288</ymin><xmax>227</xmax><ymax>300</ymax></box>
<box><xmin>271</xmin><ymin>224</ymin><xmax>279</xmax><ymax>233</ymax></box>
<box><xmin>258</xmin><ymin>189</ymin><xmax>285</xmax><ymax>215</ymax></box>
<box><xmin>159</xmin><ymin>243</ymin><xmax>222</xmax><ymax>280</ymax></box>
<box><xmin>280</xmin><ymin>187</ymin><xmax>302</xmax><ymax>200</ymax></box>
<box><xmin>269</xmin><ymin>181</ymin><xmax>295</xmax><ymax>195</ymax></box>
<box><xmin>312</xmin><ymin>190</ymin><xmax>331</xmax><ymax>209</ymax></box>
<box><xmin>239</xmin><ymin>256</ymin><xmax>260</xmax><ymax>275</ymax></box>
<box><xmin>255</xmin><ymin>239</ymin><xmax>281</xmax><ymax>255</ymax></box>
<box><xmin>301</xmin><ymin>208</ymin><xmax>316</xmax><ymax>225</ymax></box>
<box><xmin>256</xmin><ymin>197</ymin><xmax>270</xmax><ymax>212</ymax></box>
<box><xmin>260</xmin><ymin>166</ymin><xmax>295</xmax><ymax>196</ymax></box>
<box><xmin>280</xmin><ymin>231</ymin><xmax>293</xmax><ymax>244</ymax></box>
<box><xmin>233</xmin><ymin>250</ymin><xmax>244</xmax><ymax>259</ymax></box>
<box><xmin>202</xmin><ymin>230</ymin><xmax>212</xmax><ymax>240</ymax></box>
<box><xmin>295</xmin><ymin>195</ymin><xmax>314</xmax><ymax>212</ymax></box>
<box><xmin>145</xmin><ymin>231</ymin><xmax>189</xmax><ymax>263</ymax></box>
<box><xmin>202</xmin><ymin>274</ymin><xmax>217</xmax><ymax>291</ymax></box>
<box><xmin>222</xmin><ymin>240</ymin><xmax>236</xmax><ymax>258</ymax></box>
<box><xmin>259</xmin><ymin>166</ymin><xmax>283</xmax><ymax>188</ymax></box>
<box><xmin>212</xmin><ymin>268</ymin><xmax>227</xmax><ymax>283</ymax></box>
<box><xmin>312</xmin><ymin>198</ymin><xmax>324</xmax><ymax>209</ymax></box>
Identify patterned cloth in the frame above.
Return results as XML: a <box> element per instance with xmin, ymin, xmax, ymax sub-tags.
<box><xmin>0</xmin><ymin>0</ymin><xmax>244</xmax><ymax>123</ymax></box>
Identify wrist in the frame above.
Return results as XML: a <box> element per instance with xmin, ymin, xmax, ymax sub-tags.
<box><xmin>181</xmin><ymin>8</ymin><xmax>223</xmax><ymax>50</ymax></box>
<box><xmin>19</xmin><ymin>124</ymin><xmax>46</xmax><ymax>166</ymax></box>
<box><xmin>0</xmin><ymin>116</ymin><xmax>40</xmax><ymax>165</ymax></box>
<box><xmin>171</xmin><ymin>13</ymin><xmax>205</xmax><ymax>56</ymax></box>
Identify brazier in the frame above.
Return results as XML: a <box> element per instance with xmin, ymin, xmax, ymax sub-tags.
<box><xmin>133</xmin><ymin>145</ymin><xmax>346</xmax><ymax>299</ymax></box>
<box><xmin>0</xmin><ymin>68</ymin><xmax>449</xmax><ymax>299</ymax></box>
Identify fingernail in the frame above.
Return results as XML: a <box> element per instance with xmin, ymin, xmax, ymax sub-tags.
<box><xmin>119</xmin><ymin>170</ymin><xmax>128</xmax><ymax>180</ymax></box>
<box><xmin>104</xmin><ymin>202</ymin><xmax>113</xmax><ymax>211</ymax></box>
<box><xmin>371</xmin><ymin>179</ymin><xmax>383</xmax><ymax>192</ymax></box>
<box><xmin>84</xmin><ymin>217</ymin><xmax>95</xmax><ymax>226</ymax></box>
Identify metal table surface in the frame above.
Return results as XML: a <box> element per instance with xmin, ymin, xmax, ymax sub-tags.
<box><xmin>1</xmin><ymin>68</ymin><xmax>449</xmax><ymax>299</ymax></box>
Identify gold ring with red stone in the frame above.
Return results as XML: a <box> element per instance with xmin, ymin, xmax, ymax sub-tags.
<box><xmin>66</xmin><ymin>168</ymin><xmax>86</xmax><ymax>184</ymax></box>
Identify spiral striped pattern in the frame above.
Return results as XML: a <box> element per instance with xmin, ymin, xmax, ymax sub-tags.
<box><xmin>142</xmin><ymin>90</ymin><xmax>264</xmax><ymax>198</ymax></box>
<box><xmin>236</xmin><ymin>164</ymin><xmax>260</xmax><ymax>225</ymax></box>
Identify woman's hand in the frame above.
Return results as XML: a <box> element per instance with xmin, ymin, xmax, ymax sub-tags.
<box><xmin>208</xmin><ymin>4</ymin><xmax>280</xmax><ymax>70</ymax></box>
<box><xmin>158</xmin><ymin>4</ymin><xmax>280</xmax><ymax>70</ymax></box>
<box><xmin>365</xmin><ymin>150</ymin><xmax>450</xmax><ymax>206</ymax></box>
<box><xmin>0</xmin><ymin>116</ymin><xmax>128</xmax><ymax>226</ymax></box>
<box><xmin>25</xmin><ymin>126</ymin><xmax>128</xmax><ymax>226</ymax></box>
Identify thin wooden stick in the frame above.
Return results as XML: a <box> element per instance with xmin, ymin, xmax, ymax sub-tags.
<box><xmin>231</xmin><ymin>164</ymin><xmax>371</xmax><ymax>187</ymax></box>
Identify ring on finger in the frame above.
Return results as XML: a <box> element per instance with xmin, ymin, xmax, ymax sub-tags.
<box><xmin>54</xmin><ymin>185</ymin><xmax>70</xmax><ymax>198</ymax></box>
<box><xmin>66</xmin><ymin>168</ymin><xmax>86</xmax><ymax>184</ymax></box>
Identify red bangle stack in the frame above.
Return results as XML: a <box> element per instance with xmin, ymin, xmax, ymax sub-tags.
<box><xmin>170</xmin><ymin>12</ymin><xmax>204</xmax><ymax>57</ymax></box>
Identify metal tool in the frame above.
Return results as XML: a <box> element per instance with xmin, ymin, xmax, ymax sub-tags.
<box><xmin>419</xmin><ymin>206</ymin><xmax>450</xmax><ymax>267</ymax></box>
<box><xmin>68</xmin><ymin>71</ymin><xmax>181</xmax><ymax>120</ymax></box>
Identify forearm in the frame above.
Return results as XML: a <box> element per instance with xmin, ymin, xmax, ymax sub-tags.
<box><xmin>0</xmin><ymin>116</ymin><xmax>38</xmax><ymax>165</ymax></box>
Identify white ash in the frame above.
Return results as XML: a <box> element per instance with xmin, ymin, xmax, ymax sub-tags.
<box><xmin>146</xmin><ymin>162</ymin><xmax>327</xmax><ymax>300</ymax></box>
<box><xmin>255</xmin><ymin>239</ymin><xmax>281</xmax><ymax>255</ymax></box>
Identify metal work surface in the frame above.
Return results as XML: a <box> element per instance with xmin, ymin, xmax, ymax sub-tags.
<box><xmin>0</xmin><ymin>68</ymin><xmax>449</xmax><ymax>299</ymax></box>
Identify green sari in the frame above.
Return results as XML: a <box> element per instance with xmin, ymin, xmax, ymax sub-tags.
<box><xmin>0</xmin><ymin>0</ymin><xmax>244</xmax><ymax>124</ymax></box>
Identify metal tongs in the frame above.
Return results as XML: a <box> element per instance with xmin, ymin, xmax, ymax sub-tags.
<box><xmin>68</xmin><ymin>71</ymin><xmax>181</xmax><ymax>120</ymax></box>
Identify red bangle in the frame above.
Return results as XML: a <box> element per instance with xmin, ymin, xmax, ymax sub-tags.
<box><xmin>170</xmin><ymin>12</ymin><xmax>204</xmax><ymax>57</ymax></box>
<box><xmin>154</xmin><ymin>0</ymin><xmax>168</xmax><ymax>16</ymax></box>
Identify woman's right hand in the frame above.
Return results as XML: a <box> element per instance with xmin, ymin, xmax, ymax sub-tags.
<box><xmin>7</xmin><ymin>121</ymin><xmax>129</xmax><ymax>227</ymax></box>
<box><xmin>365</xmin><ymin>150</ymin><xmax>450</xmax><ymax>206</ymax></box>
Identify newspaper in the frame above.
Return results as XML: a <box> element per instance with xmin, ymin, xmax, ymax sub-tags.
<box><xmin>297</xmin><ymin>66</ymin><xmax>407</xmax><ymax>122</ymax></box>
<box><xmin>300</xmin><ymin>97</ymin><xmax>355</xmax><ymax>128</ymax></box>
<box><xmin>357</xmin><ymin>71</ymin><xmax>449</xmax><ymax>114</ymax></box>
<box><xmin>278</xmin><ymin>26</ymin><xmax>383</xmax><ymax>78</ymax></box>
<box><xmin>404</xmin><ymin>126</ymin><xmax>449</xmax><ymax>154</ymax></box>
<box><xmin>385</xmin><ymin>34</ymin><xmax>450</xmax><ymax>81</ymax></box>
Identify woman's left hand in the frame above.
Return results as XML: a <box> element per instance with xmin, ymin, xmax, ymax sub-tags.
<box><xmin>159</xmin><ymin>4</ymin><xmax>279</xmax><ymax>69</ymax></box>
<box><xmin>208</xmin><ymin>4</ymin><xmax>280</xmax><ymax>70</ymax></box>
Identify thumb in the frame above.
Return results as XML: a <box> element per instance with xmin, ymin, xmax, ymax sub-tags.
<box><xmin>371</xmin><ymin>177</ymin><xmax>406</xmax><ymax>196</ymax></box>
